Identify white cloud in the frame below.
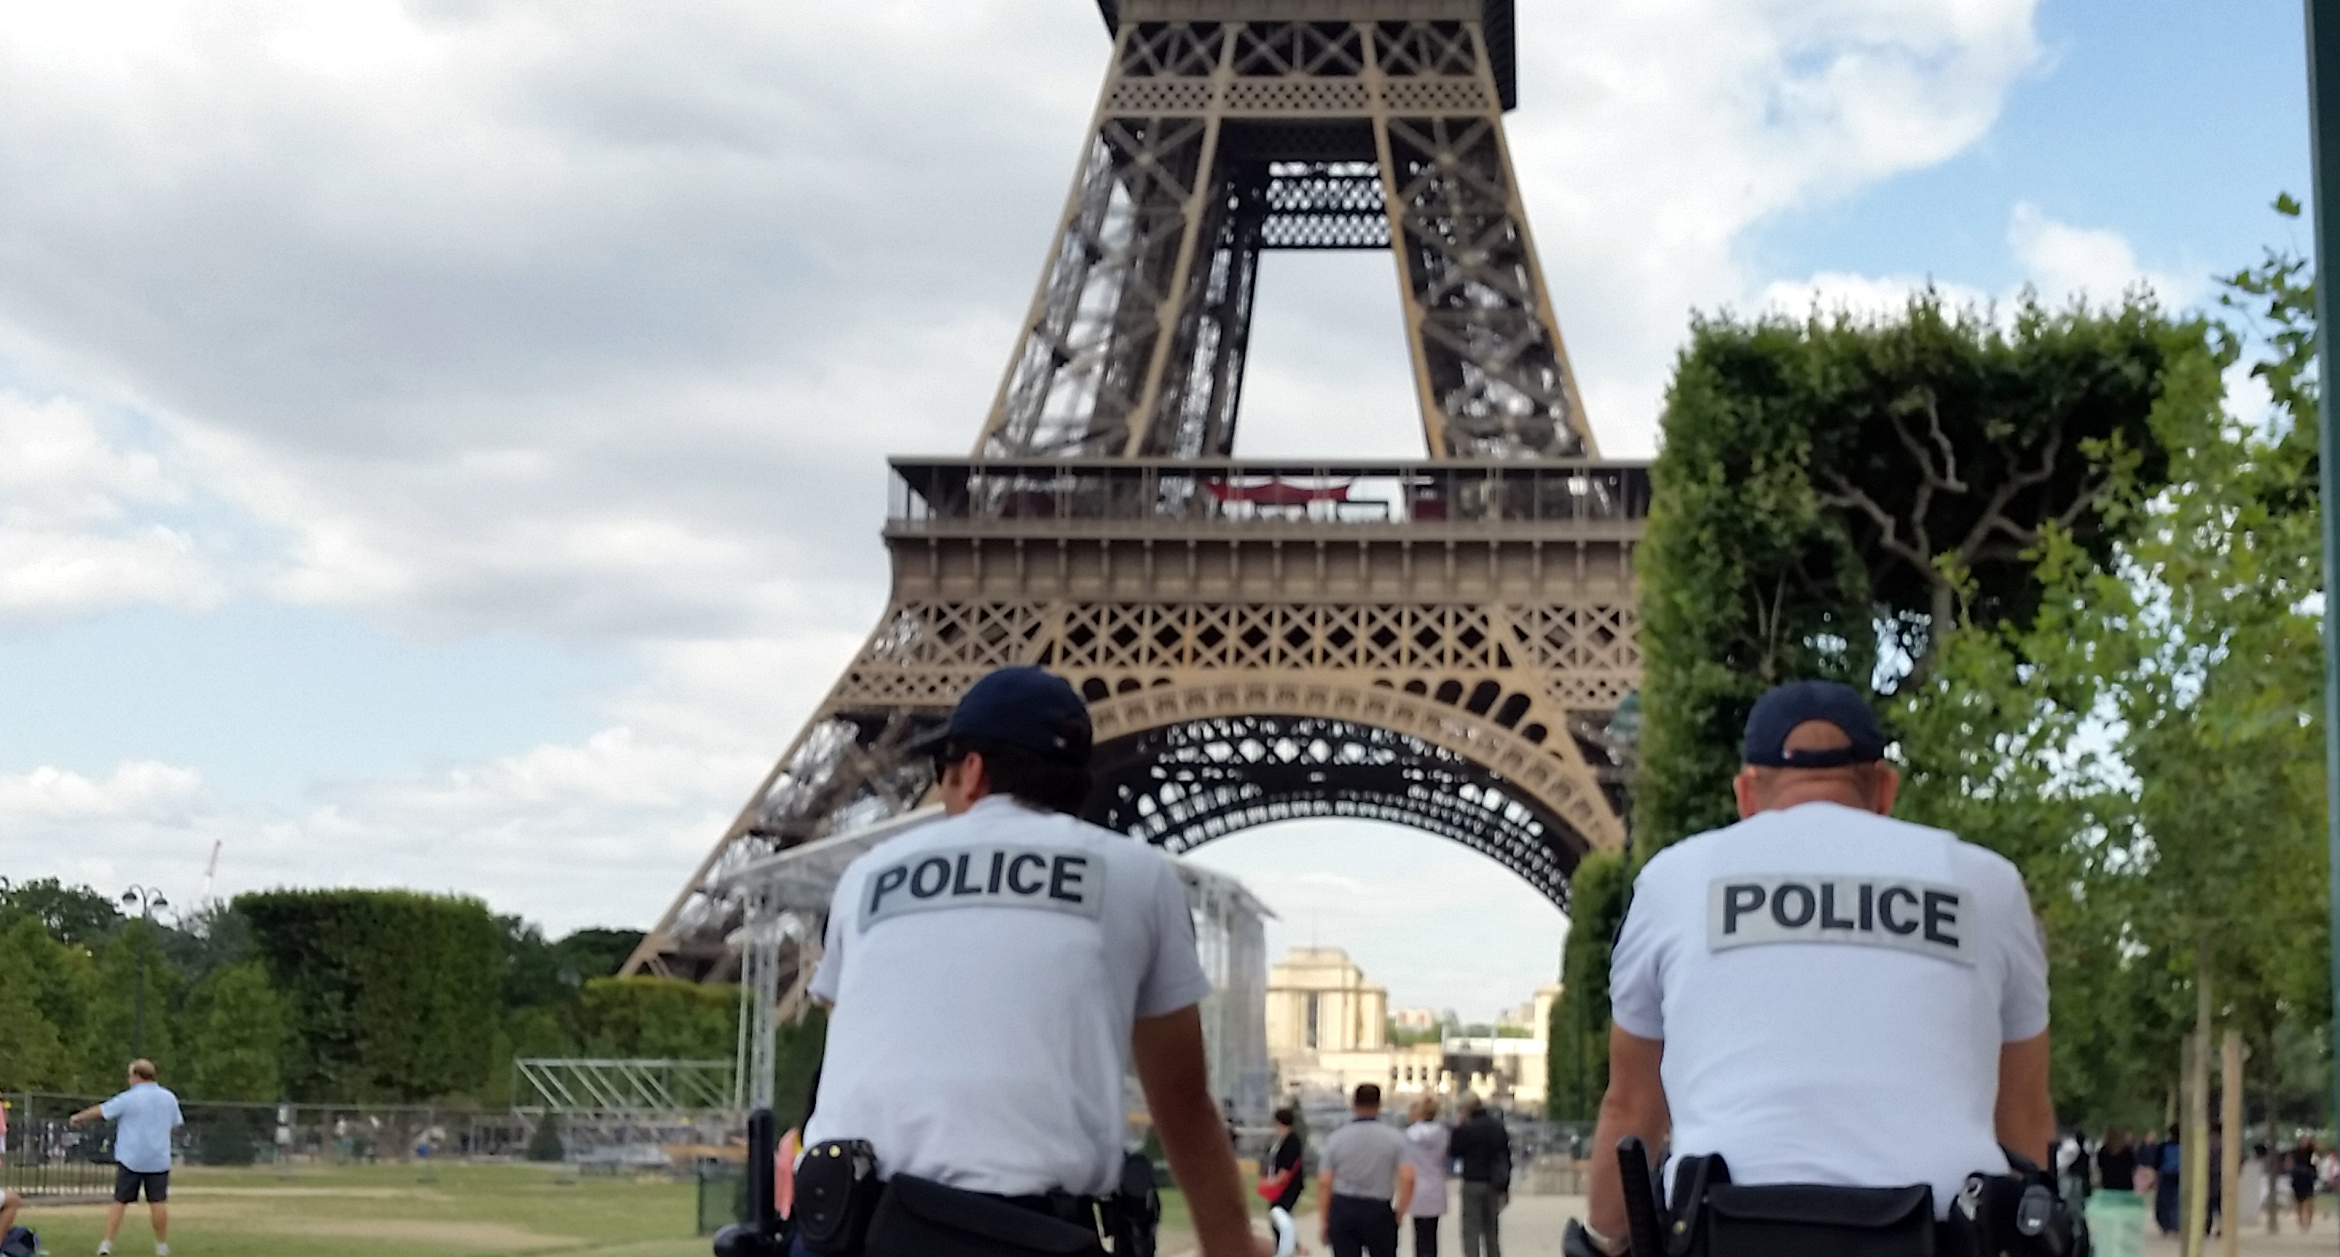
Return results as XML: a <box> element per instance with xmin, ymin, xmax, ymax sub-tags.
<box><xmin>1755</xmin><ymin>202</ymin><xmax>2200</xmax><ymax>327</ymax></box>
<box><xmin>2007</xmin><ymin>201</ymin><xmax>2202</xmax><ymax>308</ymax></box>
<box><xmin>0</xmin><ymin>392</ymin><xmax>220</xmax><ymax>621</ymax></box>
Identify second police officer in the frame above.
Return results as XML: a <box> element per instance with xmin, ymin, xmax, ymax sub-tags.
<box><xmin>1573</xmin><ymin>681</ymin><xmax>2060</xmax><ymax>1257</ymax></box>
<box><xmin>800</xmin><ymin>666</ymin><xmax>1269</xmax><ymax>1257</ymax></box>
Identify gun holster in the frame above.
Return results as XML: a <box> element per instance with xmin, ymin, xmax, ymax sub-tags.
<box><xmin>1098</xmin><ymin>1151</ymin><xmax>1161</xmax><ymax>1257</ymax></box>
<box><xmin>1947</xmin><ymin>1152</ymin><xmax>2088</xmax><ymax>1257</ymax></box>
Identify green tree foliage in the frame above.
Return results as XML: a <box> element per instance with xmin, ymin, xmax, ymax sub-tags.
<box><xmin>238</xmin><ymin>889</ymin><xmax>501</xmax><ymax>1102</ymax></box>
<box><xmin>1637</xmin><ymin>293</ymin><xmax>2192</xmax><ymax>851</ymax></box>
<box><xmin>1628</xmin><ymin>287</ymin><xmax>2219</xmax><ymax>1125</ymax></box>
<box><xmin>179</xmin><ymin>962</ymin><xmax>287</xmax><ymax>1102</ymax></box>
<box><xmin>770</xmin><ymin>1006</ymin><xmax>829</xmax><ymax>1133</ymax></box>
<box><xmin>76</xmin><ymin>919</ymin><xmax>182</xmax><ymax>1090</ymax></box>
<box><xmin>0</xmin><ymin>918</ymin><xmax>73</xmax><ymax>1090</ymax></box>
<box><xmin>0</xmin><ymin>877</ymin><xmax>123</xmax><ymax>947</ymax></box>
<box><xmin>1548</xmin><ymin>851</ymin><xmax>1629</xmax><ymax>1120</ymax></box>
<box><xmin>570</xmin><ymin>977</ymin><xmax>738</xmax><ymax>1059</ymax></box>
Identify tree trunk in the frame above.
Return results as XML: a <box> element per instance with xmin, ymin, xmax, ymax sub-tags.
<box><xmin>2182</xmin><ymin>964</ymin><xmax>2211</xmax><ymax>1257</ymax></box>
<box><xmin>2220</xmin><ymin>1030</ymin><xmax>2243</xmax><ymax>1257</ymax></box>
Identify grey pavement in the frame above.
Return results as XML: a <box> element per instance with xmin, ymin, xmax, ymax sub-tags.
<box><xmin>1172</xmin><ymin>1191</ymin><xmax>2340</xmax><ymax>1257</ymax></box>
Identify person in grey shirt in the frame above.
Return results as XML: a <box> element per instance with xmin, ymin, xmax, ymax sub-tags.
<box><xmin>1316</xmin><ymin>1084</ymin><xmax>1414</xmax><ymax>1257</ymax></box>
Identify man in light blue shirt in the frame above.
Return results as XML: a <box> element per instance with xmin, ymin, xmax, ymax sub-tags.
<box><xmin>69</xmin><ymin>1060</ymin><xmax>183</xmax><ymax>1256</ymax></box>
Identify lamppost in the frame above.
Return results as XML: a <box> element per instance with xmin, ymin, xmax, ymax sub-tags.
<box><xmin>119</xmin><ymin>885</ymin><xmax>168</xmax><ymax>1060</ymax></box>
<box><xmin>2308</xmin><ymin>7</ymin><xmax>2340</xmax><ymax>1216</ymax></box>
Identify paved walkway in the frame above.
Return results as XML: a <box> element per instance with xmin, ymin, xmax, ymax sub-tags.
<box><xmin>1179</xmin><ymin>1193</ymin><xmax>2340</xmax><ymax>1257</ymax></box>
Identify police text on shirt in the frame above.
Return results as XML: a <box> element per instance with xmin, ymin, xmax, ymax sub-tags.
<box><xmin>1705</xmin><ymin>875</ymin><xmax>1969</xmax><ymax>965</ymax></box>
<box><xmin>863</xmin><ymin>843</ymin><xmax>1105</xmax><ymax>931</ymax></box>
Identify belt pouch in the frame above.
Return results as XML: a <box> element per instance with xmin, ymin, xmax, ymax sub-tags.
<box><xmin>864</xmin><ymin>1174</ymin><xmax>1108</xmax><ymax>1257</ymax></box>
<box><xmin>1703</xmin><ymin>1183</ymin><xmax>1936</xmax><ymax>1257</ymax></box>
<box><xmin>796</xmin><ymin>1140</ymin><xmax>882</xmax><ymax>1257</ymax></box>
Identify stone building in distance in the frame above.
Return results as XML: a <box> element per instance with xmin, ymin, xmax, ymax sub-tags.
<box><xmin>1264</xmin><ymin>946</ymin><xmax>1558</xmax><ymax>1111</ymax></box>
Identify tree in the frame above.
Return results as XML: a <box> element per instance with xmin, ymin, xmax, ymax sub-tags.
<box><xmin>0</xmin><ymin>877</ymin><xmax>122</xmax><ymax>947</ymax></box>
<box><xmin>0</xmin><ymin>918</ymin><xmax>72</xmax><ymax>1090</ymax></box>
<box><xmin>75</xmin><ymin>918</ymin><xmax>181</xmax><ymax>1091</ymax></box>
<box><xmin>1628</xmin><ymin>285</ymin><xmax>2217</xmax><ymax>1127</ymax></box>
<box><xmin>1547</xmin><ymin>851</ymin><xmax>1629</xmax><ymax>1121</ymax></box>
<box><xmin>569</xmin><ymin>977</ymin><xmax>737</xmax><ymax>1059</ymax></box>
<box><xmin>179</xmin><ymin>961</ymin><xmax>286</xmax><ymax>1102</ymax></box>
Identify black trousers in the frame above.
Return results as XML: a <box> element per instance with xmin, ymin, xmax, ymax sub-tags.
<box><xmin>1329</xmin><ymin>1194</ymin><xmax>1399</xmax><ymax>1257</ymax></box>
<box><xmin>1412</xmin><ymin>1214</ymin><xmax>1440</xmax><ymax>1257</ymax></box>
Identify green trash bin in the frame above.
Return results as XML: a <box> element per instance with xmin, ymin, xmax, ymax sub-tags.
<box><xmin>2085</xmin><ymin>1189</ymin><xmax>2145</xmax><ymax>1257</ymax></box>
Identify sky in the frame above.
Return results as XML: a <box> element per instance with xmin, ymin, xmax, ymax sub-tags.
<box><xmin>0</xmin><ymin>1</ymin><xmax>2315</xmax><ymax>1020</ymax></box>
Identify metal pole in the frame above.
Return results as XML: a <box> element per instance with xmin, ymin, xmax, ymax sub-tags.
<box><xmin>2310</xmin><ymin>1</ymin><xmax>2340</xmax><ymax>1202</ymax></box>
<box><xmin>131</xmin><ymin>918</ymin><xmax>145</xmax><ymax>1060</ymax></box>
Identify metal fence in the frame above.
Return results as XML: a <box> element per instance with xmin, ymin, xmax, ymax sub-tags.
<box><xmin>4</xmin><ymin>1093</ymin><xmax>539</xmax><ymax>1171</ymax></box>
<box><xmin>1</xmin><ymin>1113</ymin><xmax>111</xmax><ymax>1200</ymax></box>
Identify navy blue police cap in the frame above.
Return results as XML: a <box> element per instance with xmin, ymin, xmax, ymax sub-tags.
<box><xmin>1742</xmin><ymin>680</ymin><xmax>1886</xmax><ymax>769</ymax></box>
<box><xmin>911</xmin><ymin>666</ymin><xmax>1094</xmax><ymax>768</ymax></box>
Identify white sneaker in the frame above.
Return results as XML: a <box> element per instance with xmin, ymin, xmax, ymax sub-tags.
<box><xmin>96</xmin><ymin>1244</ymin><xmax>111</xmax><ymax>1256</ymax></box>
<box><xmin>156</xmin><ymin>1246</ymin><xmax>170</xmax><ymax>1256</ymax></box>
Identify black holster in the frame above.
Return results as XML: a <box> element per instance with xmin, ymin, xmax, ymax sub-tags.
<box><xmin>1946</xmin><ymin>1154</ymin><xmax>2088</xmax><ymax>1257</ymax></box>
<box><xmin>1097</xmin><ymin>1151</ymin><xmax>1161</xmax><ymax>1257</ymax></box>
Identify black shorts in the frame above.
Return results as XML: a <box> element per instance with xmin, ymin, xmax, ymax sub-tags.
<box><xmin>113</xmin><ymin>1166</ymin><xmax>168</xmax><ymax>1204</ymax></box>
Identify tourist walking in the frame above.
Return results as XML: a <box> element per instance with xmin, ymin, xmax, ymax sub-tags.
<box><xmin>67</xmin><ymin>1060</ymin><xmax>182</xmax><ymax>1257</ymax></box>
<box><xmin>2155</xmin><ymin>1127</ymin><xmax>2183</xmax><ymax>1235</ymax></box>
<box><xmin>2097</xmin><ymin>1128</ymin><xmax>2137</xmax><ymax>1193</ymax></box>
<box><xmin>1402</xmin><ymin>1097</ymin><xmax>1448</xmax><ymax>1257</ymax></box>
<box><xmin>1316</xmin><ymin>1084</ymin><xmax>1413</xmax><ymax>1257</ymax></box>
<box><xmin>1263</xmin><ymin>1107</ymin><xmax>1307</xmax><ymax>1257</ymax></box>
<box><xmin>2292</xmin><ymin>1136</ymin><xmax>2320</xmax><ymax>1232</ymax></box>
<box><xmin>1446</xmin><ymin>1095</ymin><xmax>1508</xmax><ymax>1257</ymax></box>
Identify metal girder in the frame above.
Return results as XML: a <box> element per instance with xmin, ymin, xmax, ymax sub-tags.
<box><xmin>978</xmin><ymin>6</ymin><xmax>1591</xmax><ymax>461</ymax></box>
<box><xmin>1090</xmin><ymin>713</ymin><xmax>1584</xmax><ymax>905</ymax></box>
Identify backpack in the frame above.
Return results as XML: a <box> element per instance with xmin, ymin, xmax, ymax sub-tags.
<box><xmin>1</xmin><ymin>1224</ymin><xmax>37</xmax><ymax>1257</ymax></box>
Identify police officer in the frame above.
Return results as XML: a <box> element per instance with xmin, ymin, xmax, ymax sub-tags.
<box><xmin>804</xmin><ymin>666</ymin><xmax>1268</xmax><ymax>1257</ymax></box>
<box><xmin>1575</xmin><ymin>680</ymin><xmax>2055</xmax><ymax>1255</ymax></box>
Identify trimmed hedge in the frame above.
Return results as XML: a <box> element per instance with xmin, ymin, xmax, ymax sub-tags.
<box><xmin>237</xmin><ymin>889</ymin><xmax>500</xmax><ymax>1103</ymax></box>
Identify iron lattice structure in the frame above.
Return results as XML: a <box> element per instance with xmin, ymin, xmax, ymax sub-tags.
<box><xmin>627</xmin><ymin>0</ymin><xmax>1643</xmax><ymax>982</ymax></box>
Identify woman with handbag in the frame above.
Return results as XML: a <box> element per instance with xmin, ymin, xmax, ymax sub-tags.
<box><xmin>1261</xmin><ymin>1108</ymin><xmax>1308</xmax><ymax>1256</ymax></box>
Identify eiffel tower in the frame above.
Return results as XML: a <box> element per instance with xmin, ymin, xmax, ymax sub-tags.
<box><xmin>627</xmin><ymin>0</ymin><xmax>1646</xmax><ymax>981</ymax></box>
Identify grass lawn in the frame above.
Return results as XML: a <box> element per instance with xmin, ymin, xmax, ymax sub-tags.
<box><xmin>17</xmin><ymin>1162</ymin><xmax>707</xmax><ymax>1257</ymax></box>
<box><xmin>12</xmin><ymin>1162</ymin><xmax>1216</xmax><ymax>1257</ymax></box>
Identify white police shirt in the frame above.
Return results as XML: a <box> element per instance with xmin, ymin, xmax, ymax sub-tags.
<box><xmin>1609</xmin><ymin>801</ymin><xmax>2049</xmax><ymax>1217</ymax></box>
<box><xmin>805</xmin><ymin>794</ymin><xmax>1214</xmax><ymax>1197</ymax></box>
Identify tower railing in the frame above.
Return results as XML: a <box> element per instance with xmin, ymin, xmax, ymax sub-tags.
<box><xmin>888</xmin><ymin>457</ymin><xmax>1649</xmax><ymax>534</ymax></box>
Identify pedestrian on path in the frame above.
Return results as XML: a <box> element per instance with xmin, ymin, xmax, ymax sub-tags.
<box><xmin>68</xmin><ymin>1059</ymin><xmax>182</xmax><ymax>1257</ymax></box>
<box><xmin>1263</xmin><ymin>1107</ymin><xmax>1308</xmax><ymax>1257</ymax></box>
<box><xmin>1316</xmin><ymin>1084</ymin><xmax>1413</xmax><ymax>1257</ymax></box>
<box><xmin>2292</xmin><ymin>1136</ymin><xmax>2320</xmax><ymax>1233</ymax></box>
<box><xmin>1446</xmin><ymin>1095</ymin><xmax>1508</xmax><ymax>1257</ymax></box>
<box><xmin>1402</xmin><ymin>1097</ymin><xmax>1449</xmax><ymax>1257</ymax></box>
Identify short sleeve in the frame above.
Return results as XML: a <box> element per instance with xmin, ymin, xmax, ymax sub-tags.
<box><xmin>1995</xmin><ymin>864</ymin><xmax>2050</xmax><ymax>1041</ymax></box>
<box><xmin>99</xmin><ymin>1092</ymin><xmax>126</xmax><ymax>1120</ymax></box>
<box><xmin>807</xmin><ymin>872</ymin><xmax>853</xmax><ymax>1005</ymax></box>
<box><xmin>1135</xmin><ymin>858</ymin><xmax>1214</xmax><ymax>1018</ymax></box>
<box><xmin>169</xmin><ymin>1096</ymin><xmax>184</xmax><ymax>1127</ymax></box>
<box><xmin>1319</xmin><ymin>1130</ymin><xmax>1346</xmax><ymax>1178</ymax></box>
<box><xmin>1608</xmin><ymin>867</ymin><xmax>1665</xmax><ymax>1041</ymax></box>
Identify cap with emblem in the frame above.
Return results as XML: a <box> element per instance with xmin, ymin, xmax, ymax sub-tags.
<box><xmin>1741</xmin><ymin>680</ymin><xmax>1887</xmax><ymax>769</ymax></box>
<box><xmin>911</xmin><ymin>666</ymin><xmax>1094</xmax><ymax>768</ymax></box>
